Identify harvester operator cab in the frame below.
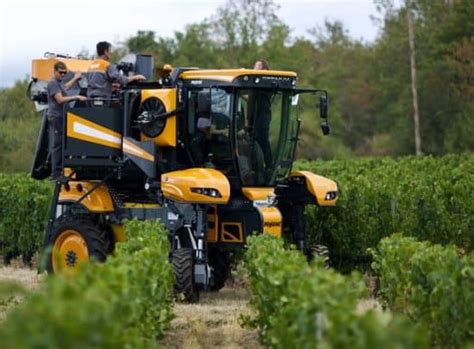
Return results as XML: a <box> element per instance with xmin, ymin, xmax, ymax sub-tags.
<box><xmin>181</xmin><ymin>72</ymin><xmax>331</xmax><ymax>188</ymax></box>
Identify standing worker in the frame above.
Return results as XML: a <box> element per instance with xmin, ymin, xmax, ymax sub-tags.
<box><xmin>254</xmin><ymin>59</ymin><xmax>269</xmax><ymax>70</ymax></box>
<box><xmin>87</xmin><ymin>41</ymin><xmax>146</xmax><ymax>99</ymax></box>
<box><xmin>47</xmin><ymin>62</ymin><xmax>86</xmax><ymax>180</ymax></box>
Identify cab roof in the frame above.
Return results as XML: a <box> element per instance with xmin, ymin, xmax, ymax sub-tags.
<box><xmin>180</xmin><ymin>69</ymin><xmax>297</xmax><ymax>83</ymax></box>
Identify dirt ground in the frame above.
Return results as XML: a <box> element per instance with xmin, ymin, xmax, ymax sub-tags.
<box><xmin>0</xmin><ymin>265</ymin><xmax>41</xmax><ymax>322</ymax></box>
<box><xmin>161</xmin><ymin>286</ymin><xmax>262</xmax><ymax>349</ymax></box>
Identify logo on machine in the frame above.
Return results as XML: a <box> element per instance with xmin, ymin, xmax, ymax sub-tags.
<box><xmin>261</xmin><ymin>76</ymin><xmax>292</xmax><ymax>83</ymax></box>
<box><xmin>253</xmin><ymin>194</ymin><xmax>276</xmax><ymax>208</ymax></box>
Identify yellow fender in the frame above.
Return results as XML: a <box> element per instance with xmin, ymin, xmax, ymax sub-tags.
<box><xmin>161</xmin><ymin>168</ymin><xmax>230</xmax><ymax>204</ymax></box>
<box><xmin>59</xmin><ymin>182</ymin><xmax>114</xmax><ymax>212</ymax></box>
<box><xmin>290</xmin><ymin>171</ymin><xmax>338</xmax><ymax>206</ymax></box>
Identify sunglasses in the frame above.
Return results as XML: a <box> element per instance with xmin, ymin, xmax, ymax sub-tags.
<box><xmin>57</xmin><ymin>70</ymin><xmax>67</xmax><ymax>75</ymax></box>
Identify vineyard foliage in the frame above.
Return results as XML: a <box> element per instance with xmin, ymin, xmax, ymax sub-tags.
<box><xmin>244</xmin><ymin>234</ymin><xmax>428</xmax><ymax>349</ymax></box>
<box><xmin>297</xmin><ymin>154</ymin><xmax>474</xmax><ymax>269</ymax></box>
<box><xmin>0</xmin><ymin>174</ymin><xmax>51</xmax><ymax>264</ymax></box>
<box><xmin>0</xmin><ymin>219</ymin><xmax>173</xmax><ymax>349</ymax></box>
<box><xmin>371</xmin><ymin>234</ymin><xmax>474</xmax><ymax>348</ymax></box>
<box><xmin>0</xmin><ymin>155</ymin><xmax>472</xmax><ymax>269</ymax></box>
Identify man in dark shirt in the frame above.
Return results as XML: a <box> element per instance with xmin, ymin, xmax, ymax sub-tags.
<box><xmin>47</xmin><ymin>62</ymin><xmax>87</xmax><ymax>179</ymax></box>
<box><xmin>87</xmin><ymin>41</ymin><xmax>146</xmax><ymax>99</ymax></box>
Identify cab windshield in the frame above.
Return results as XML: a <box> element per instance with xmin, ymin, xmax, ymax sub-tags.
<box><xmin>235</xmin><ymin>88</ymin><xmax>299</xmax><ymax>186</ymax></box>
<box><xmin>187</xmin><ymin>87</ymin><xmax>300</xmax><ymax>187</ymax></box>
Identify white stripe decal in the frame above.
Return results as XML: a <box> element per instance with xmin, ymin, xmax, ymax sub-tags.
<box><xmin>123</xmin><ymin>140</ymin><xmax>154</xmax><ymax>161</ymax></box>
<box><xmin>73</xmin><ymin>122</ymin><xmax>121</xmax><ymax>145</ymax></box>
<box><xmin>123</xmin><ymin>141</ymin><xmax>144</xmax><ymax>156</ymax></box>
<box><xmin>123</xmin><ymin>142</ymin><xmax>145</xmax><ymax>156</ymax></box>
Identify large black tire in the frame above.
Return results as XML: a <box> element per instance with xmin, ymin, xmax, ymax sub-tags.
<box><xmin>172</xmin><ymin>248</ymin><xmax>199</xmax><ymax>302</ymax></box>
<box><xmin>208</xmin><ymin>247</ymin><xmax>231</xmax><ymax>291</ymax></box>
<box><xmin>45</xmin><ymin>217</ymin><xmax>108</xmax><ymax>274</ymax></box>
<box><xmin>307</xmin><ymin>244</ymin><xmax>331</xmax><ymax>269</ymax></box>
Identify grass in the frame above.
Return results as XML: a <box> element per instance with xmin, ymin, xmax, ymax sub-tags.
<box><xmin>161</xmin><ymin>286</ymin><xmax>261</xmax><ymax>349</ymax></box>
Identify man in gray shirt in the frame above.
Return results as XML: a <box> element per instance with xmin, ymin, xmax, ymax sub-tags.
<box><xmin>47</xmin><ymin>62</ymin><xmax>86</xmax><ymax>179</ymax></box>
<box><xmin>87</xmin><ymin>41</ymin><xmax>145</xmax><ymax>99</ymax></box>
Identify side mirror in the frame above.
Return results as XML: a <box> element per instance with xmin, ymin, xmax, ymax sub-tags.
<box><xmin>319</xmin><ymin>94</ymin><xmax>330</xmax><ymax>135</ymax></box>
<box><xmin>321</xmin><ymin>119</ymin><xmax>331</xmax><ymax>135</ymax></box>
<box><xmin>319</xmin><ymin>95</ymin><xmax>328</xmax><ymax>119</ymax></box>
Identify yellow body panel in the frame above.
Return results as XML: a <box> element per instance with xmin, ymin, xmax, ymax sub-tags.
<box><xmin>59</xmin><ymin>182</ymin><xmax>114</xmax><ymax>212</ymax></box>
<box><xmin>121</xmin><ymin>202</ymin><xmax>161</xmax><ymax>209</ymax></box>
<box><xmin>67</xmin><ymin>113</ymin><xmax>155</xmax><ymax>162</ymax></box>
<box><xmin>181</xmin><ymin>69</ymin><xmax>297</xmax><ymax>83</ymax></box>
<box><xmin>161</xmin><ymin>168</ymin><xmax>230</xmax><ymax>204</ymax></box>
<box><xmin>122</xmin><ymin>138</ymin><xmax>155</xmax><ymax>162</ymax></box>
<box><xmin>140</xmin><ymin>89</ymin><xmax>177</xmax><ymax>147</ymax></box>
<box><xmin>110</xmin><ymin>224</ymin><xmax>127</xmax><ymax>242</ymax></box>
<box><xmin>32</xmin><ymin>58</ymin><xmax>92</xmax><ymax>81</ymax></box>
<box><xmin>67</xmin><ymin>113</ymin><xmax>122</xmax><ymax>149</ymax></box>
<box><xmin>257</xmin><ymin>206</ymin><xmax>282</xmax><ymax>238</ymax></box>
<box><xmin>207</xmin><ymin>206</ymin><xmax>218</xmax><ymax>243</ymax></box>
<box><xmin>63</xmin><ymin>168</ymin><xmax>76</xmax><ymax>178</ymax></box>
<box><xmin>242</xmin><ymin>187</ymin><xmax>275</xmax><ymax>201</ymax></box>
<box><xmin>290</xmin><ymin>171</ymin><xmax>338</xmax><ymax>206</ymax></box>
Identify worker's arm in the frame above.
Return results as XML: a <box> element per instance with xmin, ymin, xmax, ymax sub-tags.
<box><xmin>54</xmin><ymin>92</ymin><xmax>87</xmax><ymax>104</ymax></box>
<box><xmin>126</xmin><ymin>74</ymin><xmax>146</xmax><ymax>83</ymax></box>
<box><xmin>210</xmin><ymin>124</ymin><xmax>228</xmax><ymax>136</ymax></box>
<box><xmin>63</xmin><ymin>71</ymin><xmax>82</xmax><ymax>90</ymax></box>
<box><xmin>107</xmin><ymin>65</ymin><xmax>146</xmax><ymax>86</ymax></box>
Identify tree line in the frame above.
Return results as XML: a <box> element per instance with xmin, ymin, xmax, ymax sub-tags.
<box><xmin>0</xmin><ymin>0</ymin><xmax>472</xmax><ymax>172</ymax></box>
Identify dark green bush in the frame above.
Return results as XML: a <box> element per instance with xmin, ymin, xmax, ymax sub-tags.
<box><xmin>2</xmin><ymin>154</ymin><xmax>472</xmax><ymax>271</ymax></box>
<box><xmin>245</xmin><ymin>234</ymin><xmax>428</xmax><ymax>349</ymax></box>
<box><xmin>371</xmin><ymin>234</ymin><xmax>474</xmax><ymax>348</ymax></box>
<box><xmin>0</xmin><ymin>174</ymin><xmax>52</xmax><ymax>264</ymax></box>
<box><xmin>298</xmin><ymin>154</ymin><xmax>474</xmax><ymax>270</ymax></box>
<box><xmin>0</xmin><ymin>219</ymin><xmax>173</xmax><ymax>349</ymax></box>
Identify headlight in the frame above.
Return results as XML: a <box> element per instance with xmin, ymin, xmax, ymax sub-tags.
<box><xmin>191</xmin><ymin>188</ymin><xmax>222</xmax><ymax>198</ymax></box>
<box><xmin>324</xmin><ymin>191</ymin><xmax>337</xmax><ymax>200</ymax></box>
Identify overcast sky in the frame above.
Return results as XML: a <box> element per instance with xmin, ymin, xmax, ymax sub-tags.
<box><xmin>0</xmin><ymin>0</ymin><xmax>383</xmax><ymax>87</ymax></box>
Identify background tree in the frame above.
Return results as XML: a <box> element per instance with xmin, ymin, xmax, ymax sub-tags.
<box><xmin>406</xmin><ymin>0</ymin><xmax>422</xmax><ymax>155</ymax></box>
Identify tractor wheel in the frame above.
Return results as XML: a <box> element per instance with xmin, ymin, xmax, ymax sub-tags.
<box><xmin>208</xmin><ymin>247</ymin><xmax>231</xmax><ymax>291</ymax></box>
<box><xmin>46</xmin><ymin>217</ymin><xmax>108</xmax><ymax>274</ymax></box>
<box><xmin>308</xmin><ymin>244</ymin><xmax>331</xmax><ymax>269</ymax></box>
<box><xmin>172</xmin><ymin>248</ymin><xmax>199</xmax><ymax>302</ymax></box>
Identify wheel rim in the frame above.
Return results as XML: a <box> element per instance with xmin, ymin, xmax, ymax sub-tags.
<box><xmin>52</xmin><ymin>229</ymin><xmax>89</xmax><ymax>272</ymax></box>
